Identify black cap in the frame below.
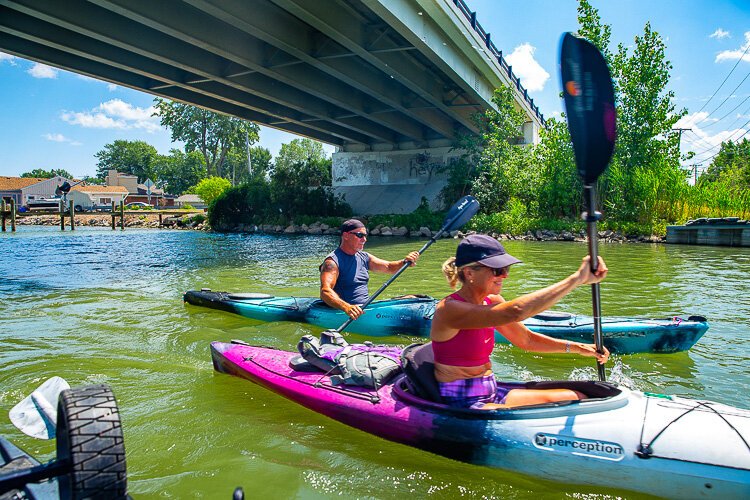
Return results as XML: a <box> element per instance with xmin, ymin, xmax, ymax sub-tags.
<box><xmin>455</xmin><ymin>234</ymin><xmax>521</xmax><ymax>268</ymax></box>
<box><xmin>341</xmin><ymin>219</ymin><xmax>365</xmax><ymax>233</ymax></box>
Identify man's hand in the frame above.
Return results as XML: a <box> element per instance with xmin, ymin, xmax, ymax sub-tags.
<box><xmin>403</xmin><ymin>251</ymin><xmax>420</xmax><ymax>266</ymax></box>
<box><xmin>345</xmin><ymin>304</ymin><xmax>364</xmax><ymax>319</ymax></box>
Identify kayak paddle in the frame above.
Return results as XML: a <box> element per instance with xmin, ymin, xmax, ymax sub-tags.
<box><xmin>9</xmin><ymin>376</ymin><xmax>70</xmax><ymax>439</ymax></box>
<box><xmin>335</xmin><ymin>195</ymin><xmax>480</xmax><ymax>333</ymax></box>
<box><xmin>560</xmin><ymin>32</ymin><xmax>617</xmax><ymax>381</ymax></box>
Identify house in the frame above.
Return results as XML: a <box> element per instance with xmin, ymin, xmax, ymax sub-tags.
<box><xmin>175</xmin><ymin>194</ymin><xmax>206</xmax><ymax>209</ymax></box>
<box><xmin>105</xmin><ymin>169</ymin><xmax>171</xmax><ymax>207</ymax></box>
<box><xmin>68</xmin><ymin>185</ymin><xmax>129</xmax><ymax>211</ymax></box>
<box><xmin>0</xmin><ymin>175</ymin><xmax>71</xmax><ymax>206</ymax></box>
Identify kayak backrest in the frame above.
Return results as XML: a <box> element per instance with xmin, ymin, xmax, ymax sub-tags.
<box><xmin>401</xmin><ymin>343</ymin><xmax>442</xmax><ymax>403</ymax></box>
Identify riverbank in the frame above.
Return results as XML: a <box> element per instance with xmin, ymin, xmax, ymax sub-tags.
<box><xmin>15</xmin><ymin>214</ymin><xmax>665</xmax><ymax>243</ymax></box>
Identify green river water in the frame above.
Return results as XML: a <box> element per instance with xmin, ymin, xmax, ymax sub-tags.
<box><xmin>1</xmin><ymin>227</ymin><xmax>748</xmax><ymax>499</ymax></box>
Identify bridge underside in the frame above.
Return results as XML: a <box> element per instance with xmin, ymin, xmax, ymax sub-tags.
<box><xmin>0</xmin><ymin>0</ymin><xmax>494</xmax><ymax>151</ymax></box>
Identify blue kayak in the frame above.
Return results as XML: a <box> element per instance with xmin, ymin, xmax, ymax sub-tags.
<box><xmin>184</xmin><ymin>290</ymin><xmax>708</xmax><ymax>354</ymax></box>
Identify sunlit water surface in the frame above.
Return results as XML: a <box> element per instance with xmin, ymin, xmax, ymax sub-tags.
<box><xmin>1</xmin><ymin>227</ymin><xmax>748</xmax><ymax>499</ymax></box>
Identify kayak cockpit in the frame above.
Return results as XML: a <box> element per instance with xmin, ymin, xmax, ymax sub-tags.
<box><xmin>397</xmin><ymin>343</ymin><xmax>627</xmax><ymax>419</ymax></box>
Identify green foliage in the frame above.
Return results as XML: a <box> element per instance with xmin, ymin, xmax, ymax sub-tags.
<box><xmin>20</xmin><ymin>168</ymin><xmax>73</xmax><ymax>179</ymax></box>
<box><xmin>368</xmin><ymin>198</ymin><xmax>446</xmax><ymax>231</ymax></box>
<box><xmin>699</xmin><ymin>139</ymin><xmax>750</xmax><ymax>189</ymax></box>
<box><xmin>94</xmin><ymin>140</ymin><xmax>158</xmax><ymax>181</ymax></box>
<box><xmin>273</xmin><ymin>139</ymin><xmax>329</xmax><ymax>175</ymax></box>
<box><xmin>153</xmin><ymin>98</ymin><xmax>259</xmax><ymax>177</ymax></box>
<box><xmin>208</xmin><ymin>180</ymin><xmax>273</xmax><ymax>228</ymax></box>
<box><xmin>226</xmin><ymin>146</ymin><xmax>273</xmax><ymax>185</ymax></box>
<box><xmin>193</xmin><ymin>177</ymin><xmax>231</xmax><ymax>205</ymax></box>
<box><xmin>182</xmin><ymin>204</ymin><xmax>195</xmax><ymax>210</ymax></box>
<box><xmin>153</xmin><ymin>149</ymin><xmax>206</xmax><ymax>195</ymax></box>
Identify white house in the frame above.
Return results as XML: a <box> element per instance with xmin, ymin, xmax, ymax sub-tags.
<box><xmin>68</xmin><ymin>185</ymin><xmax>129</xmax><ymax>211</ymax></box>
<box><xmin>175</xmin><ymin>194</ymin><xmax>206</xmax><ymax>209</ymax></box>
<box><xmin>0</xmin><ymin>175</ymin><xmax>71</xmax><ymax>206</ymax></box>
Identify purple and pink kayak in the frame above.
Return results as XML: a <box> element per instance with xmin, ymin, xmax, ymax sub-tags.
<box><xmin>211</xmin><ymin>341</ymin><xmax>750</xmax><ymax>498</ymax></box>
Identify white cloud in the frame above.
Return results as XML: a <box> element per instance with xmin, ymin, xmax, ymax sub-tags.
<box><xmin>43</xmin><ymin>133</ymin><xmax>69</xmax><ymax>142</ymax></box>
<box><xmin>107</xmin><ymin>83</ymin><xmax>118</xmax><ymax>91</ymax></box>
<box><xmin>60</xmin><ymin>99</ymin><xmax>160</xmax><ymax>132</ymax></box>
<box><xmin>716</xmin><ymin>32</ymin><xmax>750</xmax><ymax>63</ymax></box>
<box><xmin>505</xmin><ymin>43</ymin><xmax>550</xmax><ymax>92</ymax></box>
<box><xmin>710</xmin><ymin>28</ymin><xmax>730</xmax><ymax>40</ymax></box>
<box><xmin>27</xmin><ymin>63</ymin><xmax>59</xmax><ymax>79</ymax></box>
<box><xmin>0</xmin><ymin>52</ymin><xmax>17</xmax><ymax>65</ymax></box>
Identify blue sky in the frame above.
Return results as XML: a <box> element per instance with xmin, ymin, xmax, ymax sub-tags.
<box><xmin>1</xmin><ymin>0</ymin><xmax>749</xmax><ymax>178</ymax></box>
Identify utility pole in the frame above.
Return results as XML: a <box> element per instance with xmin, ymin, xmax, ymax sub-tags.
<box><xmin>246</xmin><ymin>131</ymin><xmax>252</xmax><ymax>178</ymax></box>
<box><xmin>688</xmin><ymin>163</ymin><xmax>702</xmax><ymax>184</ymax></box>
<box><xmin>673</xmin><ymin>127</ymin><xmax>691</xmax><ymax>150</ymax></box>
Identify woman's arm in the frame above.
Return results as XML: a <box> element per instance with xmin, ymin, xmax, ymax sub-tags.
<box><xmin>497</xmin><ymin>321</ymin><xmax>610</xmax><ymax>364</ymax></box>
<box><xmin>433</xmin><ymin>256</ymin><xmax>607</xmax><ymax>332</ymax></box>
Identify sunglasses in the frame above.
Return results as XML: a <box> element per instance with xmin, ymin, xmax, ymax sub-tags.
<box><xmin>349</xmin><ymin>232</ymin><xmax>367</xmax><ymax>239</ymax></box>
<box><xmin>472</xmin><ymin>265</ymin><xmax>510</xmax><ymax>276</ymax></box>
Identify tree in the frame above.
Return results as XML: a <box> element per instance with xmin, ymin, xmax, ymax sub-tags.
<box><xmin>700</xmin><ymin>139</ymin><xmax>750</xmax><ymax>189</ymax></box>
<box><xmin>20</xmin><ymin>168</ymin><xmax>73</xmax><ymax>179</ymax></box>
<box><xmin>153</xmin><ymin>98</ymin><xmax>260</xmax><ymax>178</ymax></box>
<box><xmin>153</xmin><ymin>149</ymin><xmax>206</xmax><ymax>195</ymax></box>
<box><xmin>193</xmin><ymin>176</ymin><xmax>232</xmax><ymax>205</ymax></box>
<box><xmin>273</xmin><ymin>138</ymin><xmax>329</xmax><ymax>176</ymax></box>
<box><xmin>576</xmin><ymin>0</ymin><xmax>687</xmax><ymax>223</ymax></box>
<box><xmin>225</xmin><ymin>146</ymin><xmax>272</xmax><ymax>185</ymax></box>
<box><xmin>94</xmin><ymin>140</ymin><xmax>159</xmax><ymax>182</ymax></box>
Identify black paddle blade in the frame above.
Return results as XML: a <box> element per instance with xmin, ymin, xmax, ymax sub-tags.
<box><xmin>442</xmin><ymin>195</ymin><xmax>480</xmax><ymax>232</ymax></box>
<box><xmin>560</xmin><ymin>32</ymin><xmax>616</xmax><ymax>184</ymax></box>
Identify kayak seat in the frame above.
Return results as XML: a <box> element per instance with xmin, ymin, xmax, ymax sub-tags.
<box><xmin>401</xmin><ymin>342</ymin><xmax>443</xmax><ymax>403</ymax></box>
<box><xmin>400</xmin><ymin>343</ymin><xmax>622</xmax><ymax>406</ymax></box>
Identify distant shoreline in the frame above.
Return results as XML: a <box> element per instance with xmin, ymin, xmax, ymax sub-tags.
<box><xmin>14</xmin><ymin>215</ymin><xmax>665</xmax><ymax>243</ymax></box>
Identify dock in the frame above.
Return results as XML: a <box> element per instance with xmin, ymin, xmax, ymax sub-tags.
<box><xmin>666</xmin><ymin>218</ymin><xmax>750</xmax><ymax>247</ymax></box>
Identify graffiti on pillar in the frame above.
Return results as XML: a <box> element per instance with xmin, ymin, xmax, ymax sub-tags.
<box><xmin>408</xmin><ymin>151</ymin><xmax>447</xmax><ymax>181</ymax></box>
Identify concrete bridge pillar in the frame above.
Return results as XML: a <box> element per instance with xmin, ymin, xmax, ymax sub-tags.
<box><xmin>331</xmin><ymin>147</ymin><xmax>461</xmax><ymax>215</ymax></box>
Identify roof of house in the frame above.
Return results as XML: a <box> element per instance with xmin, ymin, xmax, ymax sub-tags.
<box><xmin>71</xmin><ymin>185</ymin><xmax>129</xmax><ymax>194</ymax></box>
<box><xmin>176</xmin><ymin>194</ymin><xmax>204</xmax><ymax>203</ymax></box>
<box><xmin>137</xmin><ymin>184</ymin><xmax>164</xmax><ymax>195</ymax></box>
<box><xmin>0</xmin><ymin>176</ymin><xmax>47</xmax><ymax>191</ymax></box>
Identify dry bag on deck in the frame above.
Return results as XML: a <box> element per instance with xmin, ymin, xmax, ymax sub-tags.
<box><xmin>296</xmin><ymin>331</ymin><xmax>402</xmax><ymax>389</ymax></box>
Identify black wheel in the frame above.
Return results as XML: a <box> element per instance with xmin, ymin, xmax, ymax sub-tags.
<box><xmin>74</xmin><ymin>205</ymin><xmax>83</xmax><ymax>212</ymax></box>
<box><xmin>55</xmin><ymin>385</ymin><xmax>127</xmax><ymax>500</ymax></box>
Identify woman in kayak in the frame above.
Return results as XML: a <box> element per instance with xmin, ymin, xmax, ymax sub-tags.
<box><xmin>431</xmin><ymin>234</ymin><xmax>610</xmax><ymax>409</ymax></box>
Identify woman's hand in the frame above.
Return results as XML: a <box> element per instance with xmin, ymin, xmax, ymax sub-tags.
<box><xmin>573</xmin><ymin>342</ymin><xmax>610</xmax><ymax>364</ymax></box>
<box><xmin>574</xmin><ymin>256</ymin><xmax>608</xmax><ymax>285</ymax></box>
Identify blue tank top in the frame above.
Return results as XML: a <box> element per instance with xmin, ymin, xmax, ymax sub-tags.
<box><xmin>323</xmin><ymin>248</ymin><xmax>370</xmax><ymax>305</ymax></box>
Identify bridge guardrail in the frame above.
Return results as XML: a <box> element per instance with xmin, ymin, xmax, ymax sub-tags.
<box><xmin>452</xmin><ymin>0</ymin><xmax>545</xmax><ymax>126</ymax></box>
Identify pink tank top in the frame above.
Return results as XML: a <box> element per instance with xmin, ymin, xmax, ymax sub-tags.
<box><xmin>432</xmin><ymin>293</ymin><xmax>495</xmax><ymax>367</ymax></box>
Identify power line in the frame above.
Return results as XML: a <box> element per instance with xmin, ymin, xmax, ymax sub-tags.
<box><xmin>692</xmin><ymin>42</ymin><xmax>750</xmax><ymax>118</ymax></box>
<box><xmin>695</xmin><ymin>68</ymin><xmax>750</xmax><ymax>125</ymax></box>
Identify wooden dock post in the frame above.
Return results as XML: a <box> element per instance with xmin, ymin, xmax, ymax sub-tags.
<box><xmin>10</xmin><ymin>199</ymin><xmax>16</xmax><ymax>231</ymax></box>
<box><xmin>69</xmin><ymin>200</ymin><xmax>75</xmax><ymax>230</ymax></box>
<box><xmin>111</xmin><ymin>201</ymin><xmax>116</xmax><ymax>230</ymax></box>
<box><xmin>59</xmin><ymin>199</ymin><xmax>65</xmax><ymax>231</ymax></box>
<box><xmin>120</xmin><ymin>200</ymin><xmax>125</xmax><ymax>230</ymax></box>
<box><xmin>158</xmin><ymin>213</ymin><xmax>163</xmax><ymax>227</ymax></box>
<box><xmin>1</xmin><ymin>201</ymin><xmax>6</xmax><ymax>232</ymax></box>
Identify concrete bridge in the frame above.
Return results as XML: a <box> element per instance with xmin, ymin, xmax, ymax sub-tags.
<box><xmin>0</xmin><ymin>0</ymin><xmax>545</xmax><ymax>214</ymax></box>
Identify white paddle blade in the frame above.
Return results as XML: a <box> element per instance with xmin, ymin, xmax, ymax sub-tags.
<box><xmin>9</xmin><ymin>376</ymin><xmax>70</xmax><ymax>439</ymax></box>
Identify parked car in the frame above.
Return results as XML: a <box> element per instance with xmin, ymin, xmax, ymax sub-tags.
<box><xmin>125</xmin><ymin>202</ymin><xmax>152</xmax><ymax>209</ymax></box>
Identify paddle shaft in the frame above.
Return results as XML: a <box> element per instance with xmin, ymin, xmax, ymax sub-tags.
<box><xmin>584</xmin><ymin>184</ymin><xmax>606</xmax><ymax>381</ymax></box>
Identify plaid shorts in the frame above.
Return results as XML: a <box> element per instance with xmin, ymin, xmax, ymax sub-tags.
<box><xmin>438</xmin><ymin>374</ymin><xmax>510</xmax><ymax>409</ymax></box>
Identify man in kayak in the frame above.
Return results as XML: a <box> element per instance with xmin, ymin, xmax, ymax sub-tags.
<box><xmin>431</xmin><ymin>234</ymin><xmax>610</xmax><ymax>409</ymax></box>
<box><xmin>320</xmin><ymin>219</ymin><xmax>421</xmax><ymax>320</ymax></box>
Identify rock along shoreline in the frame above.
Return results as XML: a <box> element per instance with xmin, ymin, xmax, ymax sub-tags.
<box><xmin>17</xmin><ymin>214</ymin><xmax>665</xmax><ymax>243</ymax></box>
